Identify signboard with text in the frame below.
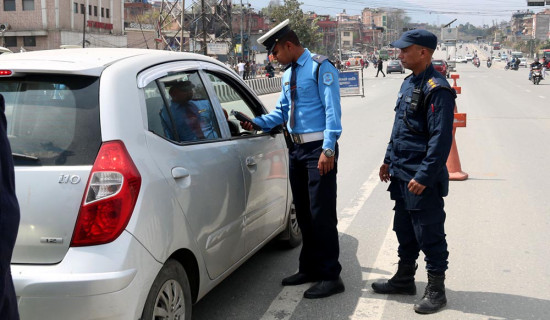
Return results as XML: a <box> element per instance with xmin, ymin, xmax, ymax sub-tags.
<box><xmin>339</xmin><ymin>69</ymin><xmax>364</xmax><ymax>97</ymax></box>
<box><xmin>207</xmin><ymin>43</ymin><xmax>228</xmax><ymax>55</ymax></box>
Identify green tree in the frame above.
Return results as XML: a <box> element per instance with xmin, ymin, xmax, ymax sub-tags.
<box><xmin>268</xmin><ymin>0</ymin><xmax>322</xmax><ymax>51</ymax></box>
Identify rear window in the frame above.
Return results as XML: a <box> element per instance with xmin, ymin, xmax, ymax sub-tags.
<box><xmin>389</xmin><ymin>61</ymin><xmax>400</xmax><ymax>66</ymax></box>
<box><xmin>0</xmin><ymin>75</ymin><xmax>101</xmax><ymax>166</ymax></box>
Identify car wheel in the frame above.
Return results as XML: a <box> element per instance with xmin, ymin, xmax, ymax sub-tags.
<box><xmin>282</xmin><ymin>203</ymin><xmax>302</xmax><ymax>248</ymax></box>
<box><xmin>142</xmin><ymin>260</ymin><xmax>192</xmax><ymax>320</ymax></box>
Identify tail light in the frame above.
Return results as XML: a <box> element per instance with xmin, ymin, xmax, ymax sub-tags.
<box><xmin>71</xmin><ymin>141</ymin><xmax>141</xmax><ymax>247</ymax></box>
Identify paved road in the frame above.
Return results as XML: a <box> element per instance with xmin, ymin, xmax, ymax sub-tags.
<box><xmin>192</xmin><ymin>50</ymin><xmax>550</xmax><ymax>320</ymax></box>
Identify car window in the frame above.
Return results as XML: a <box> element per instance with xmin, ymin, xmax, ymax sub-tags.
<box><xmin>145</xmin><ymin>71</ymin><xmax>221</xmax><ymax>143</ymax></box>
<box><xmin>205</xmin><ymin>72</ymin><xmax>266</xmax><ymax>137</ymax></box>
<box><xmin>0</xmin><ymin>75</ymin><xmax>101</xmax><ymax>166</ymax></box>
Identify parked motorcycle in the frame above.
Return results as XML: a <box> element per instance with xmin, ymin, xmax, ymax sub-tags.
<box><xmin>531</xmin><ymin>67</ymin><xmax>543</xmax><ymax>85</ymax></box>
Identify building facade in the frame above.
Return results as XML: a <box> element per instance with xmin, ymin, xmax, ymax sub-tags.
<box><xmin>0</xmin><ymin>0</ymin><xmax>125</xmax><ymax>51</ymax></box>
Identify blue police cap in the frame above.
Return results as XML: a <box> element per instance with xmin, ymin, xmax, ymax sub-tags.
<box><xmin>390</xmin><ymin>29</ymin><xmax>438</xmax><ymax>50</ymax></box>
<box><xmin>257</xmin><ymin>19</ymin><xmax>291</xmax><ymax>52</ymax></box>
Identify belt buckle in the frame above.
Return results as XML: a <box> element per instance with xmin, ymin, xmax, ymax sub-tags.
<box><xmin>292</xmin><ymin>134</ymin><xmax>302</xmax><ymax>144</ymax></box>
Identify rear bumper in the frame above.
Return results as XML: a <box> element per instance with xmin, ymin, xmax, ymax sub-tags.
<box><xmin>12</xmin><ymin>231</ymin><xmax>162</xmax><ymax>320</ymax></box>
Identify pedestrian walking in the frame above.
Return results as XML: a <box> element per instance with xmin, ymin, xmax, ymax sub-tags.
<box><xmin>241</xmin><ymin>19</ymin><xmax>344</xmax><ymax>299</ymax></box>
<box><xmin>376</xmin><ymin>58</ymin><xmax>385</xmax><ymax>77</ymax></box>
<box><xmin>251</xmin><ymin>61</ymin><xmax>257</xmax><ymax>79</ymax></box>
<box><xmin>0</xmin><ymin>94</ymin><xmax>21</xmax><ymax>320</ymax></box>
<box><xmin>371</xmin><ymin>29</ymin><xmax>456</xmax><ymax>315</ymax></box>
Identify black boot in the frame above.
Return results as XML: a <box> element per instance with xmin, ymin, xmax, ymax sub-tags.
<box><xmin>414</xmin><ymin>272</ymin><xmax>447</xmax><ymax>314</ymax></box>
<box><xmin>371</xmin><ymin>261</ymin><xmax>417</xmax><ymax>295</ymax></box>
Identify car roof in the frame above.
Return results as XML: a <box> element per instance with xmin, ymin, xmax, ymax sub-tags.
<box><xmin>0</xmin><ymin>48</ymin><xmax>224</xmax><ymax>77</ymax></box>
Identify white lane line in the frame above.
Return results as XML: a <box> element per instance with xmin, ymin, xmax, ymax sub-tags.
<box><xmin>539</xmin><ymin>95</ymin><xmax>546</xmax><ymax>99</ymax></box>
<box><xmin>338</xmin><ymin>169</ymin><xmax>379</xmax><ymax>233</ymax></box>
<box><xmin>350</xmin><ymin>222</ymin><xmax>397</xmax><ymax>320</ymax></box>
<box><xmin>260</xmin><ymin>169</ymin><xmax>381</xmax><ymax>320</ymax></box>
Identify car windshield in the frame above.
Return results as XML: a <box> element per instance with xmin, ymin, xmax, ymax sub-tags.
<box><xmin>432</xmin><ymin>61</ymin><xmax>444</xmax><ymax>65</ymax></box>
<box><xmin>0</xmin><ymin>75</ymin><xmax>101</xmax><ymax>166</ymax></box>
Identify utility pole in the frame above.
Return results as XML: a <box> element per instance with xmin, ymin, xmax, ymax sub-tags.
<box><xmin>202</xmin><ymin>0</ymin><xmax>207</xmax><ymax>55</ymax></box>
<box><xmin>240</xmin><ymin>0</ymin><xmax>243</xmax><ymax>61</ymax></box>
<box><xmin>82</xmin><ymin>8</ymin><xmax>86</xmax><ymax>48</ymax></box>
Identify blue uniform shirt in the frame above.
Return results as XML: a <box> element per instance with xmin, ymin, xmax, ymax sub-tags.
<box><xmin>384</xmin><ymin>64</ymin><xmax>456</xmax><ymax>190</ymax></box>
<box><xmin>253</xmin><ymin>49</ymin><xmax>342</xmax><ymax>150</ymax></box>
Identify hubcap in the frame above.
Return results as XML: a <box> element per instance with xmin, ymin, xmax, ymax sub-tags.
<box><xmin>153</xmin><ymin>279</ymin><xmax>186</xmax><ymax>320</ymax></box>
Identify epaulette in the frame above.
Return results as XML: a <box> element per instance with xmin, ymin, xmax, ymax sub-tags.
<box><xmin>424</xmin><ymin>77</ymin><xmax>445</xmax><ymax>92</ymax></box>
<box><xmin>312</xmin><ymin>54</ymin><xmax>329</xmax><ymax>65</ymax></box>
<box><xmin>312</xmin><ymin>54</ymin><xmax>335</xmax><ymax>84</ymax></box>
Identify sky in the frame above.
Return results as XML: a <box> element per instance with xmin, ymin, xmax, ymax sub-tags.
<box><xmin>248</xmin><ymin>0</ymin><xmax>548</xmax><ymax>27</ymax></box>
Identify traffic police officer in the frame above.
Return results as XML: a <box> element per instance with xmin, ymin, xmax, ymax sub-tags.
<box><xmin>371</xmin><ymin>29</ymin><xmax>456</xmax><ymax>314</ymax></box>
<box><xmin>241</xmin><ymin>19</ymin><xmax>344</xmax><ymax>299</ymax></box>
<box><xmin>0</xmin><ymin>94</ymin><xmax>21</xmax><ymax>319</ymax></box>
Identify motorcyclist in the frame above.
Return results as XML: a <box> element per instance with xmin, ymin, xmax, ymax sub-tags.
<box><xmin>487</xmin><ymin>57</ymin><xmax>492</xmax><ymax>68</ymax></box>
<box><xmin>529</xmin><ymin>58</ymin><xmax>542</xmax><ymax>80</ymax></box>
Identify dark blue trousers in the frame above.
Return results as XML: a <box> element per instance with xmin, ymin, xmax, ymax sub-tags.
<box><xmin>289</xmin><ymin>141</ymin><xmax>341</xmax><ymax>280</ymax></box>
<box><xmin>0</xmin><ymin>94</ymin><xmax>20</xmax><ymax>320</ymax></box>
<box><xmin>393</xmin><ymin>191</ymin><xmax>449</xmax><ymax>274</ymax></box>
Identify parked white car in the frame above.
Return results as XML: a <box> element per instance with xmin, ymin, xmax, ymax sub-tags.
<box><xmin>1</xmin><ymin>48</ymin><xmax>300</xmax><ymax>320</ymax></box>
<box><xmin>455</xmin><ymin>56</ymin><xmax>467</xmax><ymax>63</ymax></box>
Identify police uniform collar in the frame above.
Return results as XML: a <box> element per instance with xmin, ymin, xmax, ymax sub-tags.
<box><xmin>296</xmin><ymin>48</ymin><xmax>311</xmax><ymax>67</ymax></box>
<box><xmin>410</xmin><ymin>64</ymin><xmax>435</xmax><ymax>84</ymax></box>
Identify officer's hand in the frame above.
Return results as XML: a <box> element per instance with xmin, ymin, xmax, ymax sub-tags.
<box><xmin>318</xmin><ymin>154</ymin><xmax>334</xmax><ymax>176</ymax></box>
<box><xmin>379</xmin><ymin>163</ymin><xmax>390</xmax><ymax>182</ymax></box>
<box><xmin>240</xmin><ymin>121</ymin><xmax>254</xmax><ymax>131</ymax></box>
<box><xmin>408</xmin><ymin>179</ymin><xmax>426</xmax><ymax>195</ymax></box>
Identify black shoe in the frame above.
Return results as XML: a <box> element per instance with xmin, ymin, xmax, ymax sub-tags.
<box><xmin>371</xmin><ymin>262</ymin><xmax>417</xmax><ymax>295</ymax></box>
<box><xmin>414</xmin><ymin>272</ymin><xmax>447</xmax><ymax>314</ymax></box>
<box><xmin>281</xmin><ymin>273</ymin><xmax>318</xmax><ymax>286</ymax></box>
<box><xmin>303</xmin><ymin>277</ymin><xmax>345</xmax><ymax>299</ymax></box>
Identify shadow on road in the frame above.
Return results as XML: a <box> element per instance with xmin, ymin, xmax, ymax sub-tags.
<box><xmin>192</xmin><ymin>233</ymin><xmax>363</xmax><ymax>320</ymax></box>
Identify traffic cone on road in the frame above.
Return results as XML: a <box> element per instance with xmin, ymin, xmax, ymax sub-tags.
<box><xmin>446</xmin><ymin>105</ymin><xmax>468</xmax><ymax>181</ymax></box>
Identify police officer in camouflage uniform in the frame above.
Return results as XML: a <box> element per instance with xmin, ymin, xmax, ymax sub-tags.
<box><xmin>371</xmin><ymin>29</ymin><xmax>456</xmax><ymax>314</ymax></box>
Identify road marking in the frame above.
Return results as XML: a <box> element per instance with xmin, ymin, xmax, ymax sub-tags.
<box><xmin>260</xmin><ymin>169</ymin><xmax>384</xmax><ymax>320</ymax></box>
<box><xmin>539</xmin><ymin>95</ymin><xmax>546</xmax><ymax>99</ymax></box>
<box><xmin>350</xmin><ymin>222</ymin><xmax>397</xmax><ymax>320</ymax></box>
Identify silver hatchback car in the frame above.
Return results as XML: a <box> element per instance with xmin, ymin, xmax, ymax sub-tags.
<box><xmin>0</xmin><ymin>48</ymin><xmax>300</xmax><ymax>319</ymax></box>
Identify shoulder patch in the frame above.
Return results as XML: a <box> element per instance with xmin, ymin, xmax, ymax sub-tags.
<box><xmin>323</xmin><ymin>72</ymin><xmax>334</xmax><ymax>85</ymax></box>
<box><xmin>424</xmin><ymin>77</ymin><xmax>447</xmax><ymax>92</ymax></box>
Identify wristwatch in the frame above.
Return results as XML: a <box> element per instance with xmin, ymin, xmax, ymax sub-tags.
<box><xmin>323</xmin><ymin>148</ymin><xmax>335</xmax><ymax>158</ymax></box>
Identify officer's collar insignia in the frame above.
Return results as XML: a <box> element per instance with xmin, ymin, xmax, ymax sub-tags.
<box><xmin>323</xmin><ymin>72</ymin><xmax>334</xmax><ymax>85</ymax></box>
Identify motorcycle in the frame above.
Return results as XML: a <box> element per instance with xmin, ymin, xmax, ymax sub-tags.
<box><xmin>505</xmin><ymin>61</ymin><xmax>519</xmax><ymax>71</ymax></box>
<box><xmin>487</xmin><ymin>60</ymin><xmax>492</xmax><ymax>68</ymax></box>
<box><xmin>531</xmin><ymin>67</ymin><xmax>543</xmax><ymax>85</ymax></box>
<box><xmin>473</xmin><ymin>59</ymin><xmax>480</xmax><ymax>68</ymax></box>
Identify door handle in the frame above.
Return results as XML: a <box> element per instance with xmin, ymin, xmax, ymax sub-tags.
<box><xmin>246</xmin><ymin>157</ymin><xmax>256</xmax><ymax>166</ymax></box>
<box><xmin>172</xmin><ymin>167</ymin><xmax>190</xmax><ymax>179</ymax></box>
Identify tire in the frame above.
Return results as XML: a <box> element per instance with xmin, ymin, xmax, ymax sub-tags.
<box><xmin>141</xmin><ymin>260</ymin><xmax>192</xmax><ymax>320</ymax></box>
<box><xmin>283</xmin><ymin>203</ymin><xmax>302</xmax><ymax>248</ymax></box>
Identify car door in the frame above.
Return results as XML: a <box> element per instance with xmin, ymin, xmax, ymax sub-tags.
<box><xmin>140</xmin><ymin>63</ymin><xmax>247</xmax><ymax>280</ymax></box>
<box><xmin>200</xmin><ymin>64</ymin><xmax>289</xmax><ymax>253</ymax></box>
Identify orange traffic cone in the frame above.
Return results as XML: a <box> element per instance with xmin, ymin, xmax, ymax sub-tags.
<box><xmin>446</xmin><ymin>105</ymin><xmax>468</xmax><ymax>181</ymax></box>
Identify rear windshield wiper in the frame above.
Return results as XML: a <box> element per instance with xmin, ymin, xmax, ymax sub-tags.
<box><xmin>12</xmin><ymin>153</ymin><xmax>39</xmax><ymax>161</ymax></box>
